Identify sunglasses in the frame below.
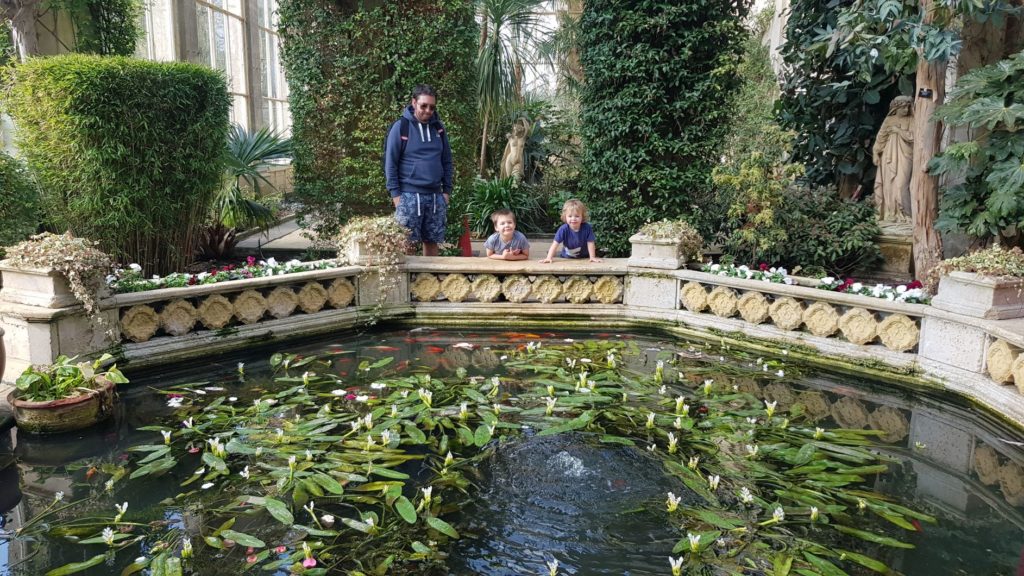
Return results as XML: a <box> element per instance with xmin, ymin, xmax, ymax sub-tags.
<box><xmin>417</xmin><ymin>104</ymin><xmax>436</xmax><ymax>111</ymax></box>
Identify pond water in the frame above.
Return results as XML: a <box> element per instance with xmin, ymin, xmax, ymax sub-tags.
<box><xmin>1</xmin><ymin>326</ymin><xmax>1024</xmax><ymax>575</ymax></box>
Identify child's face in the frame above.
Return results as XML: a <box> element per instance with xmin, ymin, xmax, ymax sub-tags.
<box><xmin>564</xmin><ymin>210</ymin><xmax>583</xmax><ymax>230</ymax></box>
<box><xmin>494</xmin><ymin>215</ymin><xmax>516</xmax><ymax>237</ymax></box>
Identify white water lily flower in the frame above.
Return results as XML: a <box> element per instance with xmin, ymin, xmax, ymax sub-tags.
<box><xmin>688</xmin><ymin>532</ymin><xmax>701</xmax><ymax>553</ymax></box>
<box><xmin>666</xmin><ymin>492</ymin><xmax>682</xmax><ymax>512</ymax></box>
<box><xmin>305</xmin><ymin>449</ymin><xmax>313</xmax><ymax>461</ymax></box>
<box><xmin>355</xmin><ymin>395</ymin><xmax>369</xmax><ymax>402</ymax></box>
<box><xmin>55</xmin><ymin>491</ymin><xmax>65</xmax><ymax>502</ymax></box>
<box><xmin>773</xmin><ymin>507</ymin><xmax>785</xmax><ymax>522</ymax></box>
<box><xmin>444</xmin><ymin>451</ymin><xmax>454</xmax><ymax>467</ymax></box>
<box><xmin>201</xmin><ymin>482</ymin><xmax>214</xmax><ymax>490</ymax></box>
<box><xmin>381</xmin><ymin>430</ymin><xmax>392</xmax><ymax>445</ymax></box>
<box><xmin>673</xmin><ymin>416</ymin><xmax>683</xmax><ymax>430</ymax></box>
<box><xmin>240</xmin><ymin>466</ymin><xmax>250</xmax><ymax>479</ymax></box>
<box><xmin>182</xmin><ymin>417</ymin><xmax>193</xmax><ymax>428</ymax></box>
<box><xmin>167</xmin><ymin>397</ymin><xmax>184</xmax><ymax>408</ymax></box>
<box><xmin>459</xmin><ymin>402</ymin><xmax>469</xmax><ymax>419</ymax></box>
<box><xmin>102</xmin><ymin>526</ymin><xmax>115</xmax><ymax>546</ymax></box>
<box><xmin>810</xmin><ymin>506</ymin><xmax>819</xmax><ymax>521</ymax></box>
<box><xmin>350</xmin><ymin>420</ymin><xmax>360</xmax><ymax>432</ymax></box>
<box><xmin>764</xmin><ymin>399</ymin><xmax>777</xmax><ymax>418</ymax></box>
<box><xmin>667</xmin><ymin>432</ymin><xmax>678</xmax><ymax>454</ymax></box>
<box><xmin>181</xmin><ymin>537</ymin><xmax>193</xmax><ymax>559</ymax></box>
<box><xmin>739</xmin><ymin>486</ymin><xmax>754</xmax><ymax>504</ymax></box>
<box><xmin>776</xmin><ymin>369</ymin><xmax>785</xmax><ymax>377</ymax></box>
<box><xmin>708</xmin><ymin>475</ymin><xmax>720</xmax><ymax>491</ymax></box>
<box><xmin>161</xmin><ymin>430</ymin><xmax>172</xmax><ymax>444</ymax></box>
<box><xmin>421</xmin><ymin>486</ymin><xmax>433</xmax><ymax>506</ymax></box>
<box><xmin>370</xmin><ymin>382</ymin><xmax>386</xmax><ymax>389</ymax></box>
<box><xmin>418</xmin><ymin>388</ymin><xmax>433</xmax><ymax>407</ymax></box>
<box><xmin>646</xmin><ymin>412</ymin><xmax>656</xmax><ymax>429</ymax></box>
<box><xmin>547</xmin><ymin>558</ymin><xmax>559</xmax><ymax>576</ymax></box>
<box><xmin>746</xmin><ymin>444</ymin><xmax>759</xmax><ymax>457</ymax></box>
<box><xmin>331</xmin><ymin>389</ymin><xmax>346</xmax><ymax>396</ymax></box>
<box><xmin>545</xmin><ymin>396</ymin><xmax>557</xmax><ymax>416</ymax></box>
<box><xmin>288</xmin><ymin>455</ymin><xmax>297</xmax><ymax>470</ymax></box>
<box><xmin>688</xmin><ymin>456</ymin><xmax>699</xmax><ymax>470</ymax></box>
<box><xmin>363</xmin><ymin>413</ymin><xmax>373</xmax><ymax>429</ymax></box>
<box><xmin>670</xmin><ymin>556</ymin><xmax>684</xmax><ymax>576</ymax></box>
<box><xmin>814</xmin><ymin>427</ymin><xmax>825</xmax><ymax>439</ymax></box>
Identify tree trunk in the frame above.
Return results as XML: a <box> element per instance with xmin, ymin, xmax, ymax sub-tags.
<box><xmin>478</xmin><ymin>107</ymin><xmax>490</xmax><ymax>177</ymax></box>
<box><xmin>1</xmin><ymin>0</ymin><xmax>40</xmax><ymax>61</ymax></box>
<box><xmin>909</xmin><ymin>0</ymin><xmax>945</xmax><ymax>280</ymax></box>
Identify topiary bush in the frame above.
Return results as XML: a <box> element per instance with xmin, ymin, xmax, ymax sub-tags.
<box><xmin>3</xmin><ymin>54</ymin><xmax>230</xmax><ymax>275</ymax></box>
<box><xmin>577</xmin><ymin>0</ymin><xmax>751</xmax><ymax>256</ymax></box>
<box><xmin>0</xmin><ymin>151</ymin><xmax>41</xmax><ymax>258</ymax></box>
<box><xmin>278</xmin><ymin>1</ymin><xmax>478</xmax><ymax>241</ymax></box>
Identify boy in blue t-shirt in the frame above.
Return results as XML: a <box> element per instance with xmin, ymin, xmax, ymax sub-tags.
<box><xmin>484</xmin><ymin>208</ymin><xmax>530</xmax><ymax>260</ymax></box>
<box><xmin>540</xmin><ymin>199</ymin><xmax>602</xmax><ymax>263</ymax></box>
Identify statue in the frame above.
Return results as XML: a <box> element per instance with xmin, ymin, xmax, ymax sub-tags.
<box><xmin>872</xmin><ymin>96</ymin><xmax>914</xmax><ymax>224</ymax></box>
<box><xmin>499</xmin><ymin>118</ymin><xmax>529</xmax><ymax>181</ymax></box>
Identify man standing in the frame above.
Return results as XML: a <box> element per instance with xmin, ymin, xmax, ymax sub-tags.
<box><xmin>385</xmin><ymin>84</ymin><xmax>453</xmax><ymax>256</ymax></box>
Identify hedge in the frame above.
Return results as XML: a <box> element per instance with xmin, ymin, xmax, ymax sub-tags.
<box><xmin>3</xmin><ymin>54</ymin><xmax>230</xmax><ymax>275</ymax></box>
<box><xmin>278</xmin><ymin>0</ymin><xmax>478</xmax><ymax>240</ymax></box>
<box><xmin>0</xmin><ymin>151</ymin><xmax>41</xmax><ymax>258</ymax></box>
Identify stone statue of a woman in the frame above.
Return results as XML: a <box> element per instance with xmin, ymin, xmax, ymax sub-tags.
<box><xmin>500</xmin><ymin>118</ymin><xmax>529</xmax><ymax>181</ymax></box>
<box><xmin>872</xmin><ymin>96</ymin><xmax>914</xmax><ymax>224</ymax></box>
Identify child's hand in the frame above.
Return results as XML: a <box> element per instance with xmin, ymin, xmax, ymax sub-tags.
<box><xmin>589</xmin><ymin>257</ymin><xmax>602</xmax><ymax>263</ymax></box>
<box><xmin>540</xmin><ymin>257</ymin><xmax>552</xmax><ymax>264</ymax></box>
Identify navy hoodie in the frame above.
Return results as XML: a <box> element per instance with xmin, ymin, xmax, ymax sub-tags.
<box><xmin>384</xmin><ymin>105</ymin><xmax>453</xmax><ymax>198</ymax></box>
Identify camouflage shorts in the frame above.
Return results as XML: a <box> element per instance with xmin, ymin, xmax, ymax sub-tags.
<box><xmin>395</xmin><ymin>192</ymin><xmax>447</xmax><ymax>244</ymax></box>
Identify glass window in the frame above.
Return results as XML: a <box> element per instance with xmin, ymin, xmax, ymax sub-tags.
<box><xmin>197</xmin><ymin>0</ymin><xmax>249</xmax><ymax>129</ymax></box>
<box><xmin>256</xmin><ymin>0</ymin><xmax>290</xmax><ymax>136</ymax></box>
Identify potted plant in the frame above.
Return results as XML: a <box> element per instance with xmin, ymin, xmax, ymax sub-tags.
<box><xmin>0</xmin><ymin>231</ymin><xmax>112</xmax><ymax>313</ymax></box>
<box><xmin>7</xmin><ymin>353</ymin><xmax>128</xmax><ymax>434</ymax></box>
<box><xmin>628</xmin><ymin>218</ymin><xmax>704</xmax><ymax>269</ymax></box>
<box><xmin>929</xmin><ymin>244</ymin><xmax>1024</xmax><ymax>319</ymax></box>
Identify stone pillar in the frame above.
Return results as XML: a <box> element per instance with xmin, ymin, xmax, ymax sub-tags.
<box><xmin>0</xmin><ymin>265</ymin><xmax>115</xmax><ymax>384</ymax></box>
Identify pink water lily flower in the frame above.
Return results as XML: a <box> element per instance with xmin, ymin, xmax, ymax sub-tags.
<box><xmin>302</xmin><ymin>557</ymin><xmax>317</xmax><ymax>568</ymax></box>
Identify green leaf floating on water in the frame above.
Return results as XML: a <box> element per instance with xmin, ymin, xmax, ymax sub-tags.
<box><xmin>44</xmin><ymin>554</ymin><xmax>106</xmax><ymax>576</ymax></box>
<box><xmin>537</xmin><ymin>410</ymin><xmax>595</xmax><ymax>436</ymax></box>
<box><xmin>219</xmin><ymin>529</ymin><xmax>265</xmax><ymax>548</ymax></box>
<box><xmin>395</xmin><ymin>495</ymin><xmax>417</xmax><ymax>524</ymax></box>
<box><xmin>426</xmin><ymin>516</ymin><xmax>459</xmax><ymax>538</ymax></box>
<box><xmin>833</xmin><ymin>524</ymin><xmax>914</xmax><ymax>548</ymax></box>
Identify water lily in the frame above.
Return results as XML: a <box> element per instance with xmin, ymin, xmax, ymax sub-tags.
<box><xmin>100</xmin><ymin>526</ymin><xmax>116</xmax><ymax>547</ymax></box>
<box><xmin>666</xmin><ymin>492</ymin><xmax>682</xmax><ymax>512</ymax></box>
<box><xmin>776</xmin><ymin>369</ymin><xmax>785</xmax><ymax>377</ymax></box>
<box><xmin>459</xmin><ymin>401</ymin><xmax>469</xmax><ymax>420</ymax></box>
<box><xmin>857</xmin><ymin>498</ymin><xmax>867</xmax><ymax>511</ymax></box>
<box><xmin>54</xmin><ymin>491</ymin><xmax>64</xmax><ymax>502</ymax></box>
<box><xmin>746</xmin><ymin>444</ymin><xmax>759</xmax><ymax>457</ymax></box>
<box><xmin>305</xmin><ymin>449</ymin><xmax>313</xmax><ymax>461</ymax></box>
<box><xmin>667</xmin><ymin>432</ymin><xmax>678</xmax><ymax>454</ymax></box>
<box><xmin>421</xmin><ymin>486</ymin><xmax>433</xmax><ymax>508</ymax></box>
<box><xmin>688</xmin><ymin>532</ymin><xmax>701</xmax><ymax>553</ymax></box>
<box><xmin>363</xmin><ymin>413</ymin><xmax>373</xmax><ymax>430</ymax></box>
<box><xmin>764</xmin><ymin>399</ymin><xmax>777</xmax><ymax>418</ymax></box>
<box><xmin>646</xmin><ymin>412</ymin><xmax>656</xmax><ymax>429</ymax></box>
<box><xmin>365</xmin><ymin>434</ymin><xmax>377</xmax><ymax>450</ymax></box>
<box><xmin>331</xmin><ymin>389</ymin><xmax>346</xmax><ymax>396</ymax></box>
<box><xmin>492</xmin><ymin>403</ymin><xmax>502</xmax><ymax>415</ymax></box>
<box><xmin>418</xmin><ymin>388</ymin><xmax>433</xmax><ymax>408</ymax></box>
<box><xmin>350</xmin><ymin>420</ymin><xmax>360</xmax><ymax>432</ymax></box>
<box><xmin>237</xmin><ymin>362</ymin><xmax>244</xmax><ymax>376</ymax></box>
<box><xmin>810</xmin><ymin>506</ymin><xmax>819</xmax><ymax>521</ymax></box>
<box><xmin>545</xmin><ymin>396</ymin><xmax>557</xmax><ymax>416</ymax></box>
<box><xmin>675</xmin><ymin>396</ymin><xmax>687</xmax><ymax>415</ymax></box>
<box><xmin>659</xmin><ymin>385</ymin><xmax>667</xmax><ymax>395</ymax></box>
<box><xmin>655</xmin><ymin>360</ymin><xmax>664</xmax><ymax>383</ymax></box>
<box><xmin>114</xmin><ymin>501</ymin><xmax>128</xmax><ymax>523</ymax></box>
<box><xmin>182</xmin><ymin>537</ymin><xmax>193</xmax><ymax>559</ymax></box>
<box><xmin>391</xmin><ymin>404</ymin><xmax>399</xmax><ymax>417</ymax></box>
<box><xmin>673</xmin><ymin>416</ymin><xmax>682</xmax><ymax>429</ymax></box>
<box><xmin>240</xmin><ymin>466</ymin><xmax>250</xmax><ymax>479</ymax></box>
<box><xmin>688</xmin><ymin>455</ymin><xmax>699</xmax><ymax>470</ymax></box>
<box><xmin>670</xmin><ymin>556</ymin><xmax>684</xmax><ymax>576</ymax></box>
<box><xmin>703</xmin><ymin>379</ymin><xmax>713</xmax><ymax>395</ymax></box>
<box><xmin>708</xmin><ymin>475</ymin><xmax>720</xmax><ymax>491</ymax></box>
<box><xmin>370</xmin><ymin>381</ymin><xmax>386</xmax><ymax>390</ymax></box>
<box><xmin>547</xmin><ymin>558</ymin><xmax>559</xmax><ymax>576</ymax></box>
<box><xmin>773</xmin><ymin>507</ymin><xmax>785</xmax><ymax>522</ymax></box>
<box><xmin>488</xmin><ymin>424</ymin><xmax>496</xmax><ymax>435</ymax></box>
<box><xmin>606</xmin><ymin>351</ymin><xmax>616</xmax><ymax>368</ymax></box>
<box><xmin>167</xmin><ymin>396</ymin><xmax>184</xmax><ymax>408</ymax></box>
<box><xmin>182</xmin><ymin>417</ymin><xmax>193</xmax><ymax>429</ymax></box>
<box><xmin>814</xmin><ymin>427</ymin><xmax>824</xmax><ymax>439</ymax></box>
<box><xmin>201</xmin><ymin>482</ymin><xmax>214</xmax><ymax>489</ymax></box>
<box><xmin>547</xmin><ymin>384</ymin><xmax>555</xmax><ymax>397</ymax></box>
<box><xmin>288</xmin><ymin>455</ymin><xmax>297</xmax><ymax>471</ymax></box>
<box><xmin>739</xmin><ymin>486</ymin><xmax>754</xmax><ymax>504</ymax></box>
<box><xmin>161</xmin><ymin>430</ymin><xmax>172</xmax><ymax>444</ymax></box>
<box><xmin>444</xmin><ymin>451</ymin><xmax>454</xmax><ymax>467</ymax></box>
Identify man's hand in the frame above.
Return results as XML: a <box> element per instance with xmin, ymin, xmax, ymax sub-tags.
<box><xmin>392</xmin><ymin>196</ymin><xmax>400</xmax><ymax>208</ymax></box>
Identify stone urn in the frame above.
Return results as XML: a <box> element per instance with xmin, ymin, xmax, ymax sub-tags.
<box><xmin>930</xmin><ymin>271</ymin><xmax>1024</xmax><ymax>320</ymax></box>
<box><xmin>627</xmin><ymin>233</ymin><xmax>688</xmax><ymax>270</ymax></box>
<box><xmin>7</xmin><ymin>376</ymin><xmax>118</xmax><ymax>434</ymax></box>
<box><xmin>0</xmin><ymin>262</ymin><xmax>81</xmax><ymax>308</ymax></box>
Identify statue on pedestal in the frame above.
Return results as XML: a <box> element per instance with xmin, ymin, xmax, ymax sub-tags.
<box><xmin>872</xmin><ymin>96</ymin><xmax>914</xmax><ymax>225</ymax></box>
<box><xmin>499</xmin><ymin>118</ymin><xmax>529</xmax><ymax>181</ymax></box>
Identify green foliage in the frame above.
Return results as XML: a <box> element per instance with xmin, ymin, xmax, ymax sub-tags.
<box><xmin>0</xmin><ymin>20</ymin><xmax>14</xmax><ymax>65</ymax></box>
<box><xmin>715</xmin><ymin>154</ymin><xmax>880</xmax><ymax>275</ymax></box>
<box><xmin>577</xmin><ymin>0</ymin><xmax>751</xmax><ymax>256</ymax></box>
<box><xmin>0</xmin><ymin>152</ymin><xmax>41</xmax><ymax>258</ymax></box>
<box><xmin>463</xmin><ymin>177</ymin><xmax>547</xmax><ymax>237</ymax></box>
<box><xmin>930</xmin><ymin>51</ymin><xmax>1024</xmax><ymax>242</ymax></box>
<box><xmin>277</xmin><ymin>1</ymin><xmax>478</xmax><ymax>240</ymax></box>
<box><xmin>49</xmin><ymin>0</ymin><xmax>144</xmax><ymax>56</ymax></box>
<box><xmin>775</xmin><ymin>0</ymin><xmax>900</xmax><ymax>189</ymax></box>
<box><xmin>3</xmin><ymin>54</ymin><xmax>230</xmax><ymax>275</ymax></box>
<box><xmin>15</xmin><ymin>353</ymin><xmax>128</xmax><ymax>402</ymax></box>
<box><xmin>929</xmin><ymin>244</ymin><xmax>1024</xmax><ymax>291</ymax></box>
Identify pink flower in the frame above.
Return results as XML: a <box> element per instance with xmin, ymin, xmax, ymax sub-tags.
<box><xmin>246</xmin><ymin>554</ymin><xmax>258</xmax><ymax>564</ymax></box>
<box><xmin>247</xmin><ymin>256</ymin><xmax>256</xmax><ymax>266</ymax></box>
<box><xmin>274</xmin><ymin>546</ymin><xmax>287</xmax><ymax>554</ymax></box>
<box><xmin>302</xmin><ymin>557</ymin><xmax>317</xmax><ymax>568</ymax></box>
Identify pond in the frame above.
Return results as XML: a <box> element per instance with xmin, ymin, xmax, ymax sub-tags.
<box><xmin>1</xmin><ymin>327</ymin><xmax>1023</xmax><ymax>575</ymax></box>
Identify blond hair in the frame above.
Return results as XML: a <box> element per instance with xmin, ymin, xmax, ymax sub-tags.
<box><xmin>560</xmin><ymin>199</ymin><xmax>589</xmax><ymax>222</ymax></box>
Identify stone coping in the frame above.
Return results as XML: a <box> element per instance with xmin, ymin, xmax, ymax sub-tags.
<box><xmin>674</xmin><ymin>269</ymin><xmax>928</xmax><ymax>316</ymax></box>
<box><xmin>404</xmin><ymin>256</ymin><xmax>629</xmax><ymax>275</ymax></box>
<box><xmin>103</xmin><ymin>264</ymin><xmax>361</xmax><ymax>308</ymax></box>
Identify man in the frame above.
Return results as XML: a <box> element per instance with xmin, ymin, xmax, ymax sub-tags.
<box><xmin>385</xmin><ymin>84</ymin><xmax>453</xmax><ymax>256</ymax></box>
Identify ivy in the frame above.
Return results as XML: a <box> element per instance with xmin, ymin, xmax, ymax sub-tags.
<box><xmin>277</xmin><ymin>1</ymin><xmax>478</xmax><ymax>241</ymax></box>
<box><xmin>577</xmin><ymin>0</ymin><xmax>750</xmax><ymax>256</ymax></box>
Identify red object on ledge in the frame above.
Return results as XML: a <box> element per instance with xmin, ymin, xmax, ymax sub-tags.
<box><xmin>459</xmin><ymin>214</ymin><xmax>473</xmax><ymax>257</ymax></box>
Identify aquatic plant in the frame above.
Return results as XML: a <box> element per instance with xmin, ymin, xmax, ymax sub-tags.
<box><xmin>14</xmin><ymin>353</ymin><xmax>128</xmax><ymax>402</ymax></box>
<box><xmin>9</xmin><ymin>339</ymin><xmax>932</xmax><ymax>575</ymax></box>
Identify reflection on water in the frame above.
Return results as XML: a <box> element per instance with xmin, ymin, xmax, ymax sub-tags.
<box><xmin>1</xmin><ymin>327</ymin><xmax>1024</xmax><ymax>575</ymax></box>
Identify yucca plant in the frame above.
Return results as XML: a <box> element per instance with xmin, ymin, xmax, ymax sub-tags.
<box><xmin>200</xmin><ymin>124</ymin><xmax>293</xmax><ymax>258</ymax></box>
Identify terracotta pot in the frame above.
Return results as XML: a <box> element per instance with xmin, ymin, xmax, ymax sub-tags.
<box><xmin>7</xmin><ymin>376</ymin><xmax>117</xmax><ymax>434</ymax></box>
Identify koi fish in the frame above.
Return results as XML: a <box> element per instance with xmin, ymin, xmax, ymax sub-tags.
<box><xmin>500</xmin><ymin>332</ymin><xmax>542</xmax><ymax>340</ymax></box>
<box><xmin>424</xmin><ymin>346</ymin><xmax>445</xmax><ymax>354</ymax></box>
<box><xmin>452</xmin><ymin>342</ymin><xmax>475</xmax><ymax>350</ymax></box>
<box><xmin>367</xmin><ymin>346</ymin><xmax>400</xmax><ymax>352</ymax></box>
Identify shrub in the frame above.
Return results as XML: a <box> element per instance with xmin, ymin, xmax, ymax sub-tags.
<box><xmin>577</xmin><ymin>0</ymin><xmax>749</xmax><ymax>256</ymax></box>
<box><xmin>3</xmin><ymin>54</ymin><xmax>230</xmax><ymax>275</ymax></box>
<box><xmin>462</xmin><ymin>177</ymin><xmax>548</xmax><ymax>238</ymax></box>
<box><xmin>15</xmin><ymin>353</ymin><xmax>128</xmax><ymax>403</ymax></box>
<box><xmin>0</xmin><ymin>152</ymin><xmax>41</xmax><ymax>258</ymax></box>
<box><xmin>277</xmin><ymin>1</ymin><xmax>478</xmax><ymax>240</ymax></box>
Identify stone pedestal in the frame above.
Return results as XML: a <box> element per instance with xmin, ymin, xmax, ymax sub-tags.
<box><xmin>623</xmin><ymin>275</ymin><xmax>678</xmax><ymax>309</ymax></box>
<box><xmin>627</xmin><ymin>234</ymin><xmax>687</xmax><ymax>270</ymax></box>
<box><xmin>931</xmin><ymin>271</ymin><xmax>1024</xmax><ymax>319</ymax></box>
<box><xmin>875</xmin><ymin>224</ymin><xmax>914</xmax><ymax>281</ymax></box>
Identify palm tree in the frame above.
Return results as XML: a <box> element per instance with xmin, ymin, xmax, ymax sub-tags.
<box><xmin>476</xmin><ymin>0</ymin><xmax>549</xmax><ymax>176</ymax></box>
<box><xmin>199</xmin><ymin>124</ymin><xmax>292</xmax><ymax>258</ymax></box>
